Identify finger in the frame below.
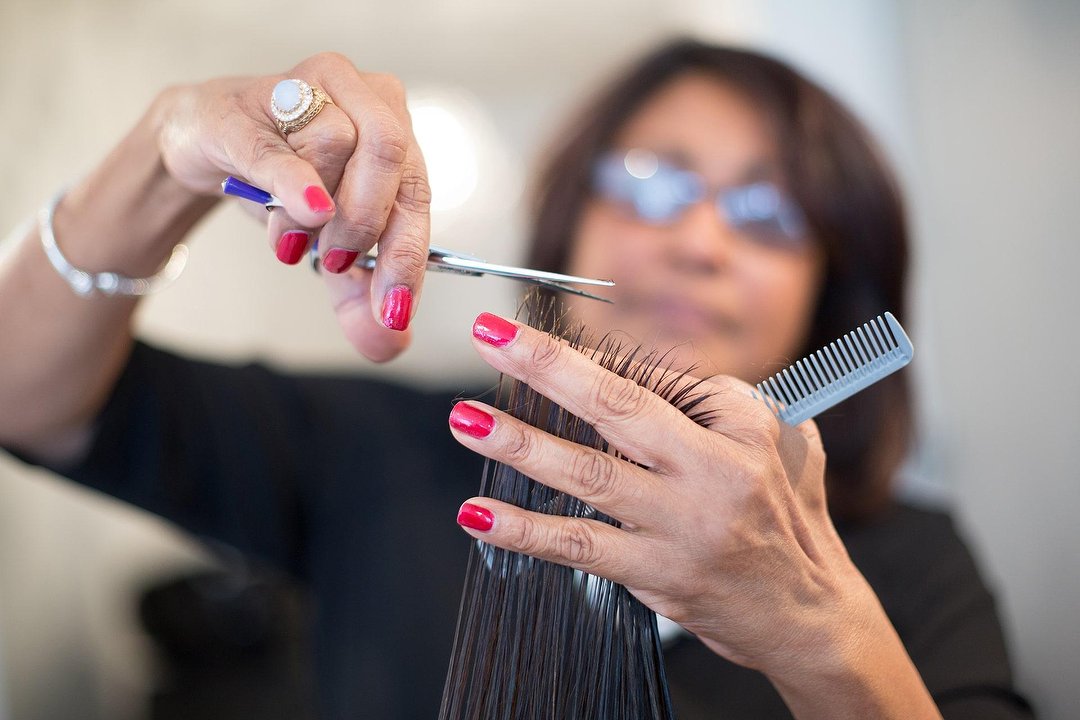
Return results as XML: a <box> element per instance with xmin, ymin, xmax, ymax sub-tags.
<box><xmin>468</xmin><ymin>313</ymin><xmax>700</xmax><ymax>471</ymax></box>
<box><xmin>313</xmin><ymin>75</ymin><xmax>410</xmax><ymax>266</ymax></box>
<box><xmin>366</xmin><ymin>142</ymin><xmax>430</xmax><ymax>331</ymax></box>
<box><xmin>454</xmin><ymin>498</ymin><xmax>644</xmax><ymax>585</ymax></box>
<box><xmin>323</xmin><ymin>268</ymin><xmax>412</xmax><ymax>362</ymax></box>
<box><xmin>447</xmin><ymin>401</ymin><xmax>674</xmax><ymax>529</ymax></box>
<box><xmin>266</xmin><ymin>208</ymin><xmax>316</xmax><ymax>265</ymax></box>
<box><xmin>217</xmin><ymin>112</ymin><xmax>336</xmax><ymax>229</ymax></box>
<box><xmin>283</xmin><ymin>102</ymin><xmax>358</xmax><ymax>195</ymax></box>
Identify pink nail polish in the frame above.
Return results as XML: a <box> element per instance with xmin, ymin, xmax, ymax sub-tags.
<box><xmin>457</xmin><ymin>502</ymin><xmax>494</xmax><ymax>532</ymax></box>
<box><xmin>305</xmin><ymin>186</ymin><xmax>334</xmax><ymax>214</ymax></box>
<box><xmin>276</xmin><ymin>231</ymin><xmax>309</xmax><ymax>265</ymax></box>
<box><xmin>473</xmin><ymin>312</ymin><xmax>518</xmax><ymax>347</ymax></box>
<box><xmin>381</xmin><ymin>285</ymin><xmax>413</xmax><ymax>331</ymax></box>
<box><xmin>449</xmin><ymin>403</ymin><xmax>495</xmax><ymax>438</ymax></box>
<box><xmin>322</xmin><ymin>248</ymin><xmax>359</xmax><ymax>274</ymax></box>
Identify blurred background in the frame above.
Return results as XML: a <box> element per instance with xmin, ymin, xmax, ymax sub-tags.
<box><xmin>0</xmin><ymin>0</ymin><xmax>1077</xmax><ymax>717</ymax></box>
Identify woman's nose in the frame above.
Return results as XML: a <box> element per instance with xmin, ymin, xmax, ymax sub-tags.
<box><xmin>664</xmin><ymin>199</ymin><xmax>737</xmax><ymax>273</ymax></box>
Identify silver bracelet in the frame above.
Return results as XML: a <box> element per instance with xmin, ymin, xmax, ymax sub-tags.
<box><xmin>38</xmin><ymin>188</ymin><xmax>188</xmax><ymax>297</ymax></box>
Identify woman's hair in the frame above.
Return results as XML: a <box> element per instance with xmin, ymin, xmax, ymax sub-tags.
<box><xmin>527</xmin><ymin>38</ymin><xmax>911</xmax><ymax>523</ymax></box>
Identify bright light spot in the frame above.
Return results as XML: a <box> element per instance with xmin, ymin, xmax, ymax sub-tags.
<box><xmin>410</xmin><ymin>103</ymin><xmax>479</xmax><ymax>213</ymax></box>
<box><xmin>624</xmin><ymin>148</ymin><xmax>659</xmax><ymax>179</ymax></box>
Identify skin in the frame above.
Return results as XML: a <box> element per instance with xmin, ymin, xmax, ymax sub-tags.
<box><xmin>0</xmin><ymin>54</ymin><xmax>940</xmax><ymax>718</ymax></box>
<box><xmin>565</xmin><ymin>72</ymin><xmax>823</xmax><ymax>381</ymax></box>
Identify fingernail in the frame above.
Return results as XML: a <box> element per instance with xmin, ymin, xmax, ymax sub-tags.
<box><xmin>449</xmin><ymin>403</ymin><xmax>495</xmax><ymax>438</ymax></box>
<box><xmin>276</xmin><ymin>231</ymin><xmax>309</xmax><ymax>265</ymax></box>
<box><xmin>473</xmin><ymin>312</ymin><xmax>518</xmax><ymax>347</ymax></box>
<box><xmin>304</xmin><ymin>185</ymin><xmax>334</xmax><ymax>214</ymax></box>
<box><xmin>381</xmin><ymin>285</ymin><xmax>412</xmax><ymax>331</ymax></box>
<box><xmin>457</xmin><ymin>502</ymin><xmax>494</xmax><ymax>532</ymax></box>
<box><xmin>322</xmin><ymin>248</ymin><xmax>359</xmax><ymax>274</ymax></box>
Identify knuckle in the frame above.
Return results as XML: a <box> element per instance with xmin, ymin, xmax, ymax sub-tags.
<box><xmin>558</xmin><ymin>519</ymin><xmax>602</xmax><ymax>568</ymax></box>
<box><xmin>306</xmin><ymin>117</ymin><xmax>357</xmax><ymax>161</ymax></box>
<box><xmin>361</xmin><ymin>116</ymin><xmax>409</xmax><ymax>172</ymax></box>
<box><xmin>502</xmin><ymin>423</ymin><xmax>536</xmax><ymax>465</ymax></box>
<box><xmin>367</xmin><ymin>72</ymin><xmax>405</xmax><ymax>96</ymax></box>
<box><xmin>312</xmin><ymin>51</ymin><xmax>354</xmax><ymax>72</ymax></box>
<box><xmin>334</xmin><ymin>206</ymin><xmax>387</xmax><ymax>247</ymax></box>
<box><xmin>243</xmin><ymin>132</ymin><xmax>284</xmax><ymax>170</ymax></box>
<box><xmin>512</xmin><ymin>516</ymin><xmax>546</xmax><ymax>557</ymax></box>
<box><xmin>528</xmin><ymin>336</ymin><xmax>566</xmax><ymax>375</ymax></box>
<box><xmin>570</xmin><ymin>450</ymin><xmax>619</xmax><ymax>501</ymax></box>
<box><xmin>396</xmin><ymin>167</ymin><xmax>432</xmax><ymax>215</ymax></box>
<box><xmin>593</xmin><ymin>371</ymin><xmax>649</xmax><ymax>422</ymax></box>
<box><xmin>376</xmin><ymin>240</ymin><xmax>430</xmax><ymax>276</ymax></box>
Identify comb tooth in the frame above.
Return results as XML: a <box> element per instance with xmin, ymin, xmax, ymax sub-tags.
<box><xmin>830</xmin><ymin>341</ymin><xmax>852</xmax><ymax>378</ymax></box>
<box><xmin>756</xmin><ymin>382</ymin><xmax>781</xmax><ymax>416</ymax></box>
<box><xmin>840</xmin><ymin>334</ymin><xmax>863</xmax><ymax>375</ymax></box>
<box><xmin>808</xmin><ymin>352</ymin><xmax>830</xmax><ymax>388</ymax></box>
<box><xmin>766</xmin><ymin>376</ymin><xmax>793</xmax><ymax>412</ymax></box>
<box><xmin>781</xmin><ymin>369</ymin><xmax>805</xmax><ymax>407</ymax></box>
<box><xmin>885</xmin><ymin>312</ymin><xmax>915</xmax><ymax>361</ymax></box>
<box><xmin>869</xmin><ymin>316</ymin><xmax>892</xmax><ymax>358</ymax></box>
<box><xmin>794</xmin><ymin>359</ymin><xmax>818</xmax><ymax>395</ymax></box>
<box><xmin>856</xmin><ymin>326</ymin><xmax>879</xmax><ymax>367</ymax></box>
<box><xmin>790</xmin><ymin>362</ymin><xmax>814</xmax><ymax>400</ymax></box>
<box><xmin>850</xmin><ymin>329</ymin><xmax>872</xmax><ymax>368</ymax></box>
<box><xmin>763</xmin><ymin>376</ymin><xmax>786</xmax><ymax>411</ymax></box>
<box><xmin>860</xmin><ymin>324</ymin><xmax>882</xmax><ymax>359</ymax></box>
<box><xmin>881</xmin><ymin>313</ymin><xmax>899</xmax><ymax>347</ymax></box>
<box><xmin>816</xmin><ymin>348</ymin><xmax>839</xmax><ymax>384</ymax></box>
<box><xmin>779</xmin><ymin>369</ymin><xmax>803</xmax><ymax>406</ymax></box>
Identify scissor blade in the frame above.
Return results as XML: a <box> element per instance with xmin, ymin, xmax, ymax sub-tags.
<box><xmin>527</xmin><ymin>279</ymin><xmax>615</xmax><ymax>303</ymax></box>
<box><xmin>431</xmin><ymin>255</ymin><xmax>615</xmax><ymax>287</ymax></box>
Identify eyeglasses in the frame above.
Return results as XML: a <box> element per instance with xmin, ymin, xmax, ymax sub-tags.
<box><xmin>591</xmin><ymin>149</ymin><xmax>810</xmax><ymax>250</ymax></box>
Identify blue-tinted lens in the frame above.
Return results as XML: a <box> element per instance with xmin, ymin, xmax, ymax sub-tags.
<box><xmin>593</xmin><ymin>152</ymin><xmax>808</xmax><ymax>248</ymax></box>
<box><xmin>719</xmin><ymin>182</ymin><xmax>808</xmax><ymax>248</ymax></box>
<box><xmin>593</xmin><ymin>153</ymin><xmax>702</xmax><ymax>222</ymax></box>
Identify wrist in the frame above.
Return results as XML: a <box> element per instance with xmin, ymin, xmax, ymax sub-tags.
<box><xmin>758</xmin><ymin>581</ymin><xmax>940</xmax><ymax>720</ymax></box>
<box><xmin>53</xmin><ymin>93</ymin><xmax>217</xmax><ymax>277</ymax></box>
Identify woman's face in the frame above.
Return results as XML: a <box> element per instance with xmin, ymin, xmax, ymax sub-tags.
<box><xmin>565</xmin><ymin>72</ymin><xmax>823</xmax><ymax>383</ymax></box>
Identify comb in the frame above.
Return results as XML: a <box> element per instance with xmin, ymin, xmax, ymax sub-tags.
<box><xmin>755</xmin><ymin>312</ymin><xmax>913</xmax><ymax>426</ymax></box>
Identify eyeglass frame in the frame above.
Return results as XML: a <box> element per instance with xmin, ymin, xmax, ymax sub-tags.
<box><xmin>590</xmin><ymin>148</ymin><xmax>811</xmax><ymax>251</ymax></box>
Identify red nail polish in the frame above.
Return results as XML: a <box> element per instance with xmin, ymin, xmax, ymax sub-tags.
<box><xmin>322</xmin><ymin>248</ymin><xmax>359</xmax><ymax>273</ymax></box>
<box><xmin>473</xmin><ymin>312</ymin><xmax>518</xmax><ymax>347</ymax></box>
<box><xmin>457</xmin><ymin>502</ymin><xmax>494</xmax><ymax>532</ymax></box>
<box><xmin>305</xmin><ymin>185</ymin><xmax>334</xmax><ymax>214</ymax></box>
<box><xmin>276</xmin><ymin>231</ymin><xmax>309</xmax><ymax>265</ymax></box>
<box><xmin>449</xmin><ymin>403</ymin><xmax>495</xmax><ymax>438</ymax></box>
<box><xmin>381</xmin><ymin>285</ymin><xmax>413</xmax><ymax>331</ymax></box>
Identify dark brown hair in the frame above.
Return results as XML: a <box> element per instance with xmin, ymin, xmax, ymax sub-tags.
<box><xmin>527</xmin><ymin>38</ymin><xmax>911</xmax><ymax>523</ymax></box>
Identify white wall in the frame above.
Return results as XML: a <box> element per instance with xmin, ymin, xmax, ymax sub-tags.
<box><xmin>0</xmin><ymin>0</ymin><xmax>1076</xmax><ymax>717</ymax></box>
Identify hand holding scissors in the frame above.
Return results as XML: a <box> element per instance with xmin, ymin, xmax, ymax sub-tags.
<box><xmin>223</xmin><ymin>176</ymin><xmax>614</xmax><ymax>302</ymax></box>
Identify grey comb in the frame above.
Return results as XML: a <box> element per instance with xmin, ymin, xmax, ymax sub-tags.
<box><xmin>755</xmin><ymin>313</ymin><xmax>913</xmax><ymax>426</ymax></box>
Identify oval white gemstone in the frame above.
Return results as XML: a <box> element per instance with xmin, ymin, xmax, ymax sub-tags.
<box><xmin>273</xmin><ymin>79</ymin><xmax>303</xmax><ymax>113</ymax></box>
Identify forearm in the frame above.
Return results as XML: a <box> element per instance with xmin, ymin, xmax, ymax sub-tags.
<box><xmin>0</xmin><ymin>90</ymin><xmax>216</xmax><ymax>461</ymax></box>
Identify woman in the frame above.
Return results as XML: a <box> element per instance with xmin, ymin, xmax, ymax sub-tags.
<box><xmin>0</xmin><ymin>39</ymin><xmax>1031</xmax><ymax>719</ymax></box>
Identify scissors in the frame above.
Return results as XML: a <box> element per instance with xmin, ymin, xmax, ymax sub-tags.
<box><xmin>222</xmin><ymin>176</ymin><xmax>614</xmax><ymax>302</ymax></box>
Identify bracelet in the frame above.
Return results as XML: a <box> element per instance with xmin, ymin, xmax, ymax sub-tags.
<box><xmin>38</xmin><ymin>188</ymin><xmax>188</xmax><ymax>297</ymax></box>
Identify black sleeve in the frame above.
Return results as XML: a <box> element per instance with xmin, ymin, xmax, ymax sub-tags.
<box><xmin>9</xmin><ymin>342</ymin><xmax>314</xmax><ymax>577</ymax></box>
<box><xmin>845</xmin><ymin>504</ymin><xmax>1036</xmax><ymax>720</ymax></box>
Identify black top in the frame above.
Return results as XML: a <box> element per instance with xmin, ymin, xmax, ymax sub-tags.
<box><xmin>15</xmin><ymin>342</ymin><xmax>1034</xmax><ymax>719</ymax></box>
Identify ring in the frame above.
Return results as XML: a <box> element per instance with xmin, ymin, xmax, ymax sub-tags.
<box><xmin>270</xmin><ymin>79</ymin><xmax>332</xmax><ymax>137</ymax></box>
